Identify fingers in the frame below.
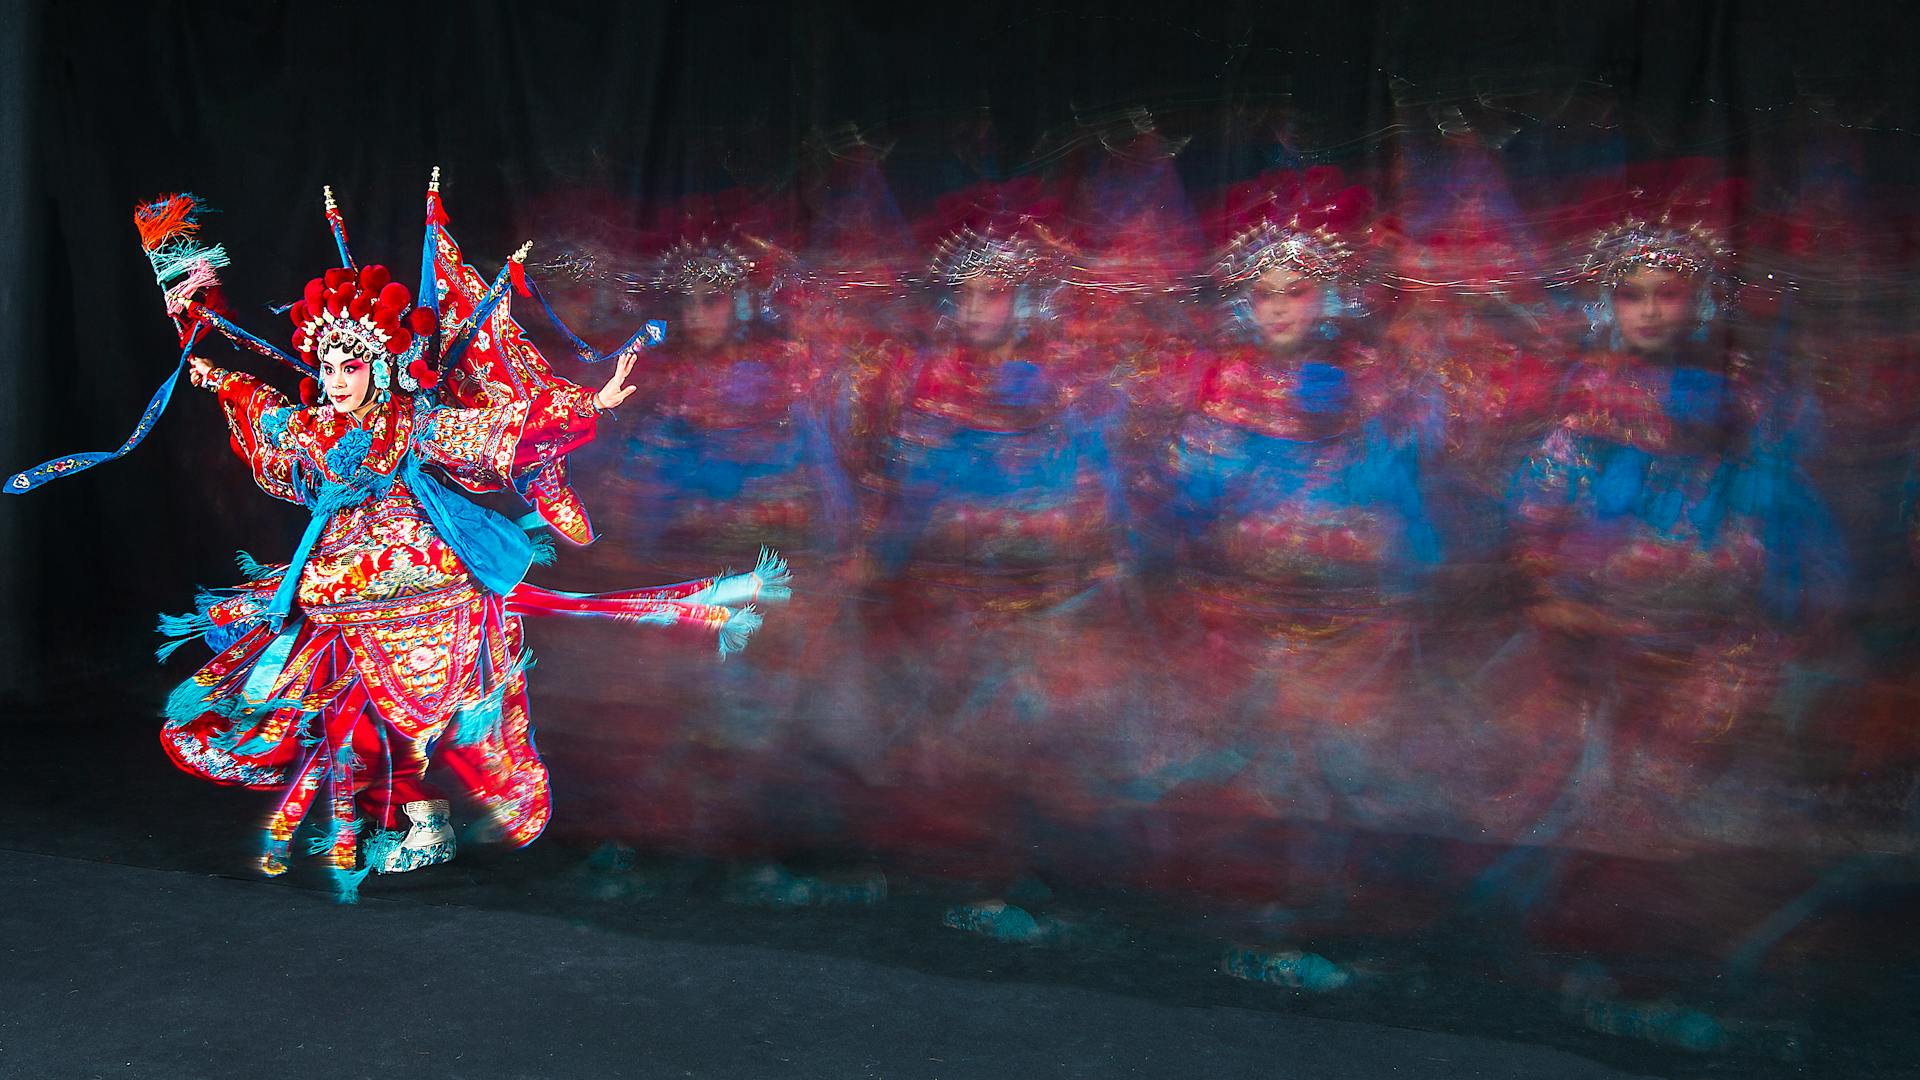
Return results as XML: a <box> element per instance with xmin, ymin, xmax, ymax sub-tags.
<box><xmin>596</xmin><ymin>385</ymin><xmax>636</xmax><ymax>412</ymax></box>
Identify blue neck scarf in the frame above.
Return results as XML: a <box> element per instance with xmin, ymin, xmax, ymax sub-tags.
<box><xmin>264</xmin><ymin>424</ymin><xmax>538</xmax><ymax>629</ymax></box>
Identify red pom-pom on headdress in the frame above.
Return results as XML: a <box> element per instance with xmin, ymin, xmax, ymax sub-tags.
<box><xmin>288</xmin><ymin>264</ymin><xmax>418</xmax><ymax>366</ymax></box>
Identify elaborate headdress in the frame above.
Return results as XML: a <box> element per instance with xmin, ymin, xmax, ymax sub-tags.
<box><xmin>1213</xmin><ymin>220</ymin><xmax>1357</xmax><ymax>286</ymax></box>
<box><xmin>646</xmin><ymin>237</ymin><xmax>759</xmax><ymax>292</ymax></box>
<box><xmin>928</xmin><ymin>226</ymin><xmax>1046</xmax><ymax>287</ymax></box>
<box><xmin>917</xmin><ymin>178</ymin><xmax>1065</xmax><ymax>288</ymax></box>
<box><xmin>1209</xmin><ymin>167</ymin><xmax>1374</xmax><ymax>288</ymax></box>
<box><xmin>289</xmin><ymin>262</ymin><xmax>440</xmax><ymax>395</ymax></box>
<box><xmin>1546</xmin><ymin>162</ymin><xmax>1752</xmax><ymax>346</ymax></box>
<box><xmin>1577</xmin><ymin>217</ymin><xmax>1731</xmax><ymax>285</ymax></box>
<box><xmin>1555</xmin><ymin>160</ymin><xmax>1745</xmax><ymax>290</ymax></box>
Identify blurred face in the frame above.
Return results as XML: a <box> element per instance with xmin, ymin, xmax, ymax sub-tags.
<box><xmin>319</xmin><ymin>345</ymin><xmax>373</xmax><ymax>414</ymax></box>
<box><xmin>679</xmin><ymin>282</ymin><xmax>736</xmax><ymax>350</ymax></box>
<box><xmin>1612</xmin><ymin>267</ymin><xmax>1699</xmax><ymax>353</ymax></box>
<box><xmin>954</xmin><ymin>276</ymin><xmax>1017</xmax><ymax>347</ymax></box>
<box><xmin>1246</xmin><ymin>267</ymin><xmax>1324</xmax><ymax>350</ymax></box>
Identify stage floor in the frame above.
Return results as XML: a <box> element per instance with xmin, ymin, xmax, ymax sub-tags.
<box><xmin>1</xmin><ymin>846</ymin><xmax>1668</xmax><ymax>1080</ymax></box>
<box><xmin>2</xmin><ymin>692</ymin><xmax>1914</xmax><ymax>1078</ymax></box>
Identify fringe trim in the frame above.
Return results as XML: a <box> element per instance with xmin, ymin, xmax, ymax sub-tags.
<box><xmin>752</xmin><ymin>547</ymin><xmax>792</xmax><ymax>602</ymax></box>
<box><xmin>234</xmin><ymin>550</ymin><xmax>278</xmax><ymax>579</ymax></box>
<box><xmin>329</xmin><ymin>863</ymin><xmax>372</xmax><ymax>904</ymax></box>
<box><xmin>529</xmin><ymin>533</ymin><xmax>557</xmax><ymax>566</ymax></box>
<box><xmin>717</xmin><ymin>605</ymin><xmax>762</xmax><ymax>659</ymax></box>
<box><xmin>693</xmin><ymin>547</ymin><xmax>793</xmax><ymax>608</ymax></box>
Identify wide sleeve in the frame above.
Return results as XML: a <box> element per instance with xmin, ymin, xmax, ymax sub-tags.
<box><xmin>199</xmin><ymin>366</ymin><xmax>306</xmax><ymax>505</ymax></box>
<box><xmin>415</xmin><ymin>378</ymin><xmax>603</xmax><ymax>543</ymax></box>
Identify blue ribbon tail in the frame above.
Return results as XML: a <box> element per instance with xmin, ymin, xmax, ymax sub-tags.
<box><xmin>7</xmin><ymin>343</ymin><xmax>194</xmax><ymax>494</ymax></box>
<box><xmin>264</xmin><ymin>506</ymin><xmax>336</xmax><ymax>631</ymax></box>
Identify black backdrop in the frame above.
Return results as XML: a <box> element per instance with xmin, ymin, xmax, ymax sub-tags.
<box><xmin>3</xmin><ymin>0</ymin><xmax>1914</xmax><ymax>705</ymax></box>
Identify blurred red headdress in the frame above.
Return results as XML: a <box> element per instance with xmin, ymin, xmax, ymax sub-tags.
<box><xmin>1208</xmin><ymin>166</ymin><xmax>1375</xmax><ymax>286</ymax></box>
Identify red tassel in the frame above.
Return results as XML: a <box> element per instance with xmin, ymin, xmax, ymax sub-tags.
<box><xmin>407</xmin><ymin>306</ymin><xmax>438</xmax><ymax>335</ymax></box>
<box><xmin>299</xmin><ymin>377</ymin><xmax>321</xmax><ymax>406</ymax></box>
<box><xmin>426</xmin><ymin>193</ymin><xmax>448</xmax><ymax>227</ymax></box>
<box><xmin>133</xmin><ymin>194</ymin><xmax>201</xmax><ymax>251</ymax></box>
<box><xmin>509</xmin><ymin>258</ymin><xmax>529</xmax><ymax>297</ymax></box>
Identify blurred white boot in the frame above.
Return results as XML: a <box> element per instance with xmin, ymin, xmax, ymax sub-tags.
<box><xmin>369</xmin><ymin>799</ymin><xmax>456</xmax><ymax>874</ymax></box>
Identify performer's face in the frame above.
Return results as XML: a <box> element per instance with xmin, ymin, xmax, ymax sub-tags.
<box><xmin>1613</xmin><ymin>267</ymin><xmax>1698</xmax><ymax>353</ymax></box>
<box><xmin>680</xmin><ymin>283</ymin><xmax>735</xmax><ymax>350</ymax></box>
<box><xmin>319</xmin><ymin>346</ymin><xmax>373</xmax><ymax>413</ymax></box>
<box><xmin>1247</xmin><ymin>268</ymin><xmax>1324</xmax><ymax>350</ymax></box>
<box><xmin>954</xmin><ymin>277</ymin><xmax>1016</xmax><ymax>347</ymax></box>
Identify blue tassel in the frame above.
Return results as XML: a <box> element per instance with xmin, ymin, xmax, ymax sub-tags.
<box><xmin>156</xmin><ymin>608</ymin><xmax>214</xmax><ymax>639</ymax></box>
<box><xmin>154</xmin><ymin>635</ymin><xmax>205</xmax><ymax>663</ymax></box>
<box><xmin>163</xmin><ymin>678</ymin><xmax>212</xmax><ymax>723</ymax></box>
<box><xmin>329</xmin><ymin>863</ymin><xmax>371</xmax><ymax>904</ymax></box>
<box><xmin>447</xmin><ymin>685</ymin><xmax>506</xmax><ymax>748</ymax></box>
<box><xmin>146</xmin><ymin>241</ymin><xmax>231</xmax><ymax>287</ymax></box>
<box><xmin>360</xmin><ymin>827</ymin><xmax>403</xmax><ymax>869</ymax></box>
<box><xmin>752</xmin><ymin>547</ymin><xmax>792</xmax><ymax>602</ymax></box>
<box><xmin>717</xmin><ymin>606</ymin><xmax>762</xmax><ymax>659</ymax></box>
<box><xmin>234</xmin><ymin>551</ymin><xmax>275</xmax><ymax>579</ymax></box>
<box><xmin>529</xmin><ymin>534</ymin><xmax>556</xmax><ymax>567</ymax></box>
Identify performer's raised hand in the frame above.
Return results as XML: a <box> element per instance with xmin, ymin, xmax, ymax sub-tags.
<box><xmin>187</xmin><ymin>354</ymin><xmax>216</xmax><ymax>388</ymax></box>
<box><xmin>595</xmin><ymin>350</ymin><xmax>639</xmax><ymax>412</ymax></box>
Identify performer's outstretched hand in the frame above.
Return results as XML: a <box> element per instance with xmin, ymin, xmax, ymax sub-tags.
<box><xmin>187</xmin><ymin>355</ymin><xmax>215</xmax><ymax>387</ymax></box>
<box><xmin>595</xmin><ymin>351</ymin><xmax>639</xmax><ymax>412</ymax></box>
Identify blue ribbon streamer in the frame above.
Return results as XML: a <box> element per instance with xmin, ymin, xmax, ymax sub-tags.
<box><xmin>6</xmin><ymin>334</ymin><xmax>200</xmax><ymax>495</ymax></box>
<box><xmin>198</xmin><ymin>308</ymin><xmax>311</xmax><ymax>376</ymax></box>
<box><xmin>519</xmin><ymin>274</ymin><xmax>665</xmax><ymax>363</ymax></box>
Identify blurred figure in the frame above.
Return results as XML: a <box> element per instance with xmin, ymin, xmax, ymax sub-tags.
<box><xmin>1498</xmin><ymin>177</ymin><xmax>1849</xmax><ymax>967</ymax></box>
<box><xmin>547</xmin><ymin>192</ymin><xmax>856</xmax><ymax>856</ymax></box>
<box><xmin>847</xmin><ymin>185</ymin><xmax>1132</xmax><ymax>880</ymax></box>
<box><xmin>1120</xmin><ymin>171</ymin><xmax>1451</xmax><ymax>927</ymax></box>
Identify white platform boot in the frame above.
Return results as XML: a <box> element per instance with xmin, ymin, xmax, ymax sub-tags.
<box><xmin>368</xmin><ymin>799</ymin><xmax>457</xmax><ymax>874</ymax></box>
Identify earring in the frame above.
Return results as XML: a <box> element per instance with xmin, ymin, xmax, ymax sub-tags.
<box><xmin>1690</xmin><ymin>293</ymin><xmax>1718</xmax><ymax>343</ymax></box>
